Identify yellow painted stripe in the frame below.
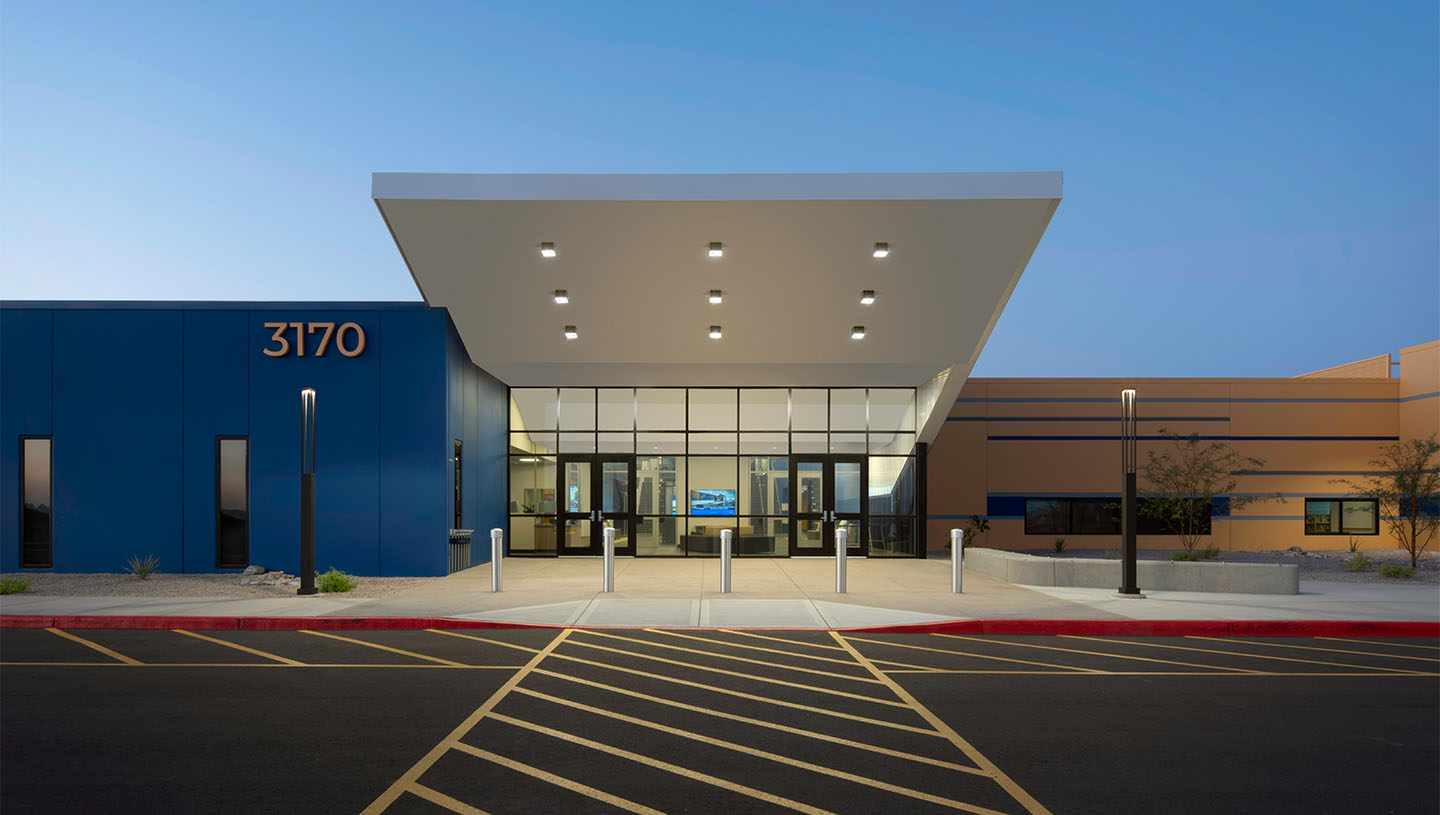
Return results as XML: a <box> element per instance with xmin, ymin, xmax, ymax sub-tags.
<box><xmin>515</xmin><ymin>687</ymin><xmax>1002</xmax><ymax>813</ymax></box>
<box><xmin>1062</xmin><ymin>635</ymin><xmax>1430</xmax><ymax>675</ymax></box>
<box><xmin>565</xmin><ymin>636</ymin><xmax>909</xmax><ymax>708</ymax></box>
<box><xmin>530</xmin><ymin>667</ymin><xmax>985</xmax><ymax>775</ymax></box>
<box><xmin>834</xmin><ymin>632</ymin><xmax>1053</xmax><ymax>815</ymax></box>
<box><xmin>1318</xmin><ymin>636</ymin><xmax>1440</xmax><ymax>651</ymax></box>
<box><xmin>1189</xmin><ymin>636</ymin><xmax>1440</xmax><ymax>663</ymax></box>
<box><xmin>429</xmin><ymin>629</ymin><xmax>940</xmax><ymax>734</ymax></box>
<box><xmin>173</xmin><ymin>630</ymin><xmax>303</xmax><ymax>665</ymax></box>
<box><xmin>846</xmin><ymin>635</ymin><xmax>1105</xmax><ymax>674</ymax></box>
<box><xmin>360</xmin><ymin>629</ymin><xmax>570</xmax><ymax>815</ymax></box>
<box><xmin>451</xmin><ymin>742</ymin><xmax>665</xmax><ymax>814</ymax></box>
<box><xmin>881</xmin><ymin>669</ymin><xmax>1438</xmax><ymax>677</ymax></box>
<box><xmin>722</xmin><ymin>630</ymin><xmax>847</xmax><ymax>651</ymax></box>
<box><xmin>427</xmin><ymin>628</ymin><xmax>543</xmax><ymax>653</ymax></box>
<box><xmin>47</xmin><ymin>628</ymin><xmax>141</xmax><ymax>665</ymax></box>
<box><xmin>403</xmin><ymin>781</ymin><xmax>490</xmax><ymax>815</ymax></box>
<box><xmin>650</xmin><ymin>628</ymin><xmax>882</xmax><ymax>667</ymax></box>
<box><xmin>587</xmin><ymin>629</ymin><xmax>883</xmax><ymax>684</ymax></box>
<box><xmin>942</xmin><ymin>635</ymin><xmax>1263</xmax><ymax>675</ymax></box>
<box><xmin>488</xmin><ymin>711</ymin><xmax>837</xmax><ymax>815</ymax></box>
<box><xmin>300</xmin><ymin>630</ymin><xmax>467</xmax><ymax>667</ymax></box>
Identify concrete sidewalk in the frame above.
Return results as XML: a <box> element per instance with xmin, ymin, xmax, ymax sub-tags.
<box><xmin>2</xmin><ymin>557</ymin><xmax>1436</xmax><ymax>628</ymax></box>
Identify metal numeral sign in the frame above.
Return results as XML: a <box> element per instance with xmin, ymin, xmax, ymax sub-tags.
<box><xmin>262</xmin><ymin>321</ymin><xmax>366</xmax><ymax>358</ymax></box>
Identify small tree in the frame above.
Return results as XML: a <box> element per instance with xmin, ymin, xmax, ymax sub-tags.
<box><xmin>1141</xmin><ymin>428</ymin><xmax>1279</xmax><ymax>554</ymax></box>
<box><xmin>1336</xmin><ymin>436</ymin><xmax>1440</xmax><ymax>568</ymax></box>
<box><xmin>944</xmin><ymin>515</ymin><xmax>989</xmax><ymax>550</ymax></box>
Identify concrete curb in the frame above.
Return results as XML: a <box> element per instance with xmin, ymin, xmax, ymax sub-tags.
<box><xmin>1</xmin><ymin>614</ymin><xmax>1436</xmax><ymax>637</ymax></box>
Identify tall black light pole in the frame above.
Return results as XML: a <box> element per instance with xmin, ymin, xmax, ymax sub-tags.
<box><xmin>298</xmin><ymin>387</ymin><xmax>317</xmax><ymax>596</ymax></box>
<box><xmin>1118</xmin><ymin>388</ymin><xmax>1143</xmax><ymax>596</ymax></box>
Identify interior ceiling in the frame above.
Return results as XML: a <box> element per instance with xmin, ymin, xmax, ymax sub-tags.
<box><xmin>373</xmin><ymin>173</ymin><xmax>1061</xmax><ymax>389</ymax></box>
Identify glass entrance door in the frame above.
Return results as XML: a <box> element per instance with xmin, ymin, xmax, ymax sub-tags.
<box><xmin>558</xmin><ymin>455</ymin><xmax>634</xmax><ymax>556</ymax></box>
<box><xmin>790</xmin><ymin>455</ymin><xmax>867</xmax><ymax>557</ymax></box>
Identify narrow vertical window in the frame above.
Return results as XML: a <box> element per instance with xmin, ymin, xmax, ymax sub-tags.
<box><xmin>20</xmin><ymin>437</ymin><xmax>52</xmax><ymax>568</ymax></box>
<box><xmin>216</xmin><ymin>437</ymin><xmax>249</xmax><ymax>569</ymax></box>
<box><xmin>453</xmin><ymin>439</ymin><xmax>463</xmax><ymax>529</ymax></box>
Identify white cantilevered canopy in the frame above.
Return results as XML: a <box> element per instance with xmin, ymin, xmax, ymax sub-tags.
<box><xmin>372</xmin><ymin>172</ymin><xmax>1061</xmax><ymax>443</ymax></box>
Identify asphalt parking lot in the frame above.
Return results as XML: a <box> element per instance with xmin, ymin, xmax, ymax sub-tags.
<box><xmin>2</xmin><ymin>627</ymin><xmax>1436</xmax><ymax>814</ymax></box>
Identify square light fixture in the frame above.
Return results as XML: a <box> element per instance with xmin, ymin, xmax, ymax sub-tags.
<box><xmin>851</xmin><ymin>326</ymin><xmax>866</xmax><ymax>340</ymax></box>
<box><xmin>553</xmin><ymin>290</ymin><xmax>569</xmax><ymax>304</ymax></box>
<box><xmin>708</xmin><ymin>325</ymin><xmax>723</xmax><ymax>339</ymax></box>
<box><xmin>708</xmin><ymin>242</ymin><xmax>724</xmax><ymax>258</ymax></box>
<box><xmin>563</xmin><ymin>325</ymin><xmax>578</xmax><ymax>340</ymax></box>
<box><xmin>708</xmin><ymin>290</ymin><xmax>723</xmax><ymax>304</ymax></box>
<box><xmin>872</xmin><ymin>242</ymin><xmax>889</xmax><ymax>258</ymax></box>
<box><xmin>540</xmin><ymin>242</ymin><xmax>557</xmax><ymax>258</ymax></box>
<box><xmin>860</xmin><ymin>290</ymin><xmax>876</xmax><ymax>305</ymax></box>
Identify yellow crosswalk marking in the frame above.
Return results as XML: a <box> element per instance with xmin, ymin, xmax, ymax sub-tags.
<box><xmin>450</xmin><ymin>742</ymin><xmax>663</xmax><ymax>815</ymax></box>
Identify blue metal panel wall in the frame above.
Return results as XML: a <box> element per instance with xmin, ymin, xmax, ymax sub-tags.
<box><xmin>181</xmin><ymin>311</ymin><xmax>249</xmax><ymax>572</ymax></box>
<box><xmin>0</xmin><ymin>309</ymin><xmax>53</xmax><ymax>570</ymax></box>
<box><xmin>52</xmin><ymin>310</ymin><xmax>184</xmax><ymax>572</ymax></box>
<box><xmin>444</xmin><ymin>320</ymin><xmax>507</xmax><ymax>567</ymax></box>
<box><xmin>248</xmin><ymin>311</ymin><xmax>382</xmax><ymax>577</ymax></box>
<box><xmin>378</xmin><ymin>310</ymin><xmax>448</xmax><ymax>576</ymax></box>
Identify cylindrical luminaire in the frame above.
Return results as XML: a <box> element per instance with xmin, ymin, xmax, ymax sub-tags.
<box><xmin>952</xmin><ymin>528</ymin><xmax>964</xmax><ymax>593</ymax></box>
<box><xmin>835</xmin><ymin>527</ymin><xmax>848</xmax><ymax>593</ymax></box>
<box><xmin>602</xmin><ymin>526</ymin><xmax>616</xmax><ymax>593</ymax></box>
<box><xmin>298</xmin><ymin>388</ymin><xmax>318</xmax><ymax>596</ymax></box>
<box><xmin>490</xmin><ymin>527</ymin><xmax>504</xmax><ymax>592</ymax></box>
<box><xmin>720</xmin><ymin>528</ymin><xmax>732</xmax><ymax>594</ymax></box>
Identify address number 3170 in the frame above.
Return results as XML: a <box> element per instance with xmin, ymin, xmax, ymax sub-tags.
<box><xmin>262</xmin><ymin>321</ymin><xmax>366</xmax><ymax>358</ymax></box>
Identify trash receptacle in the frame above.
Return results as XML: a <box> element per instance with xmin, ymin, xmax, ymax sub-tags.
<box><xmin>447</xmin><ymin>529</ymin><xmax>474</xmax><ymax>574</ymax></box>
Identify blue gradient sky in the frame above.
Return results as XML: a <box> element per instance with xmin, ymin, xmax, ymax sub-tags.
<box><xmin>2</xmin><ymin>1</ymin><xmax>1436</xmax><ymax>376</ymax></box>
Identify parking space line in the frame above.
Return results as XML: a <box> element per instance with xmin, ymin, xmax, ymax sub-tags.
<box><xmin>403</xmin><ymin>781</ymin><xmax>490</xmax><ymax>815</ymax></box>
<box><xmin>426</xmin><ymin>628</ymin><xmax>543</xmax><ymax>653</ymax></box>
<box><xmin>847</xmin><ymin>635</ymin><xmax>1106</xmax><ymax>674</ymax></box>
<box><xmin>360</xmin><ymin>629</ymin><xmax>571</xmax><ymax>815</ymax></box>
<box><xmin>173</xmin><ymin>630</ymin><xmax>304</xmax><ymax>665</ymax></box>
<box><xmin>46</xmin><ymin>628</ymin><xmax>141</xmax><ymax>665</ymax></box>
<box><xmin>722</xmin><ymin>630</ymin><xmax>847</xmax><ymax>651</ymax></box>
<box><xmin>300</xmin><ymin>630</ymin><xmax>468</xmax><ymax>666</ymax></box>
<box><xmin>450</xmin><ymin>742</ymin><xmax>663</xmax><ymax>815</ymax></box>
<box><xmin>649</xmin><ymin>628</ymin><xmax>885</xmax><ymax>667</ymax></box>
<box><xmin>1317</xmin><ymin>636</ymin><xmax>1440</xmax><ymax>652</ymax></box>
<box><xmin>585</xmin><ymin>629</ymin><xmax>885</xmax><ymax>684</ymax></box>
<box><xmin>834</xmin><ymin>633</ymin><xmax>1052</xmax><ymax>815</ymax></box>
<box><xmin>486</xmin><ymin>711</ymin><xmax>838</xmax><ymax>815</ymax></box>
<box><xmin>530</xmin><ymin>667</ymin><xmax>985</xmax><ymax>774</ymax></box>
<box><xmin>1061</xmin><ymin>635</ymin><xmax>1430</xmax><ymax>675</ymax></box>
<box><xmin>566</xmin><ymin>637</ymin><xmax>911</xmax><ymax>708</ymax></box>
<box><xmin>879</xmin><ymin>669</ymin><xmax>1440</xmax><ymax>677</ymax></box>
<box><xmin>942</xmin><ymin>635</ymin><xmax>1264</xmax><ymax>674</ymax></box>
<box><xmin>1188</xmin><ymin>636</ymin><xmax>1440</xmax><ymax>663</ymax></box>
<box><xmin>513</xmin><ymin>687</ymin><xmax>1006</xmax><ymax>814</ymax></box>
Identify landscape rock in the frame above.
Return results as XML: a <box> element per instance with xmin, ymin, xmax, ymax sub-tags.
<box><xmin>242</xmin><ymin>565</ymin><xmax>266</xmax><ymax>575</ymax></box>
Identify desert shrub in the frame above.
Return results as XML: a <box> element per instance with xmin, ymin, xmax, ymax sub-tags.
<box><xmin>0</xmin><ymin>575</ymin><xmax>32</xmax><ymax>594</ymax></box>
<box><xmin>1053</xmin><ymin>538</ymin><xmax>1066</xmax><ymax>553</ymax></box>
<box><xmin>1378</xmin><ymin>564</ymin><xmax>1415</xmax><ymax>579</ymax></box>
<box><xmin>317</xmin><ymin>567</ymin><xmax>357</xmax><ymax>593</ymax></box>
<box><xmin>124</xmin><ymin>554</ymin><xmax>160</xmax><ymax>580</ymax></box>
<box><xmin>1344</xmin><ymin>554</ymin><xmax>1372</xmax><ymax>572</ymax></box>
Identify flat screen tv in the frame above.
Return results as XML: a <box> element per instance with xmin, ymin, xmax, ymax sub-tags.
<box><xmin>689</xmin><ymin>489</ymin><xmax>737</xmax><ymax>516</ymax></box>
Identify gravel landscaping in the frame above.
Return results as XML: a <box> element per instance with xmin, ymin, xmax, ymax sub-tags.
<box><xmin>1013</xmin><ymin>547</ymin><xmax>1440</xmax><ymax>584</ymax></box>
<box><xmin>0</xmin><ymin>571</ymin><xmax>440</xmax><ymax>599</ymax></box>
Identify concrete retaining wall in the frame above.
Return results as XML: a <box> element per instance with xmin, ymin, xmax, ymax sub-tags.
<box><xmin>965</xmin><ymin>548</ymin><xmax>1299</xmax><ymax>595</ymax></box>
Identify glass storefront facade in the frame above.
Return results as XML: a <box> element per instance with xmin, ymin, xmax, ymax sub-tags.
<box><xmin>508</xmin><ymin>387</ymin><xmax>920</xmax><ymax>557</ymax></box>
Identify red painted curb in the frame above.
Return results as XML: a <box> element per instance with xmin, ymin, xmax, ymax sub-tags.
<box><xmin>1</xmin><ymin>614</ymin><xmax>1436</xmax><ymax>637</ymax></box>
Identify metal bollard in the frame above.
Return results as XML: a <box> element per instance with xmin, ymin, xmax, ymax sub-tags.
<box><xmin>602</xmin><ymin>526</ymin><xmax>616</xmax><ymax>593</ymax></box>
<box><xmin>490</xmin><ymin>528</ymin><xmax>504</xmax><ymax>592</ymax></box>
<box><xmin>835</xmin><ymin>527</ymin><xmax>848</xmax><ymax>593</ymax></box>
<box><xmin>719</xmin><ymin>528</ymin><xmax>733</xmax><ymax>593</ymax></box>
<box><xmin>951</xmin><ymin>528</ymin><xmax>963</xmax><ymax>594</ymax></box>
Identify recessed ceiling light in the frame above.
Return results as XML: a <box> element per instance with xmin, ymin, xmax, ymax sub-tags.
<box><xmin>860</xmin><ymin>290</ymin><xmax>876</xmax><ymax>305</ymax></box>
<box><xmin>564</xmin><ymin>325</ymin><xmax>578</xmax><ymax>340</ymax></box>
<box><xmin>872</xmin><ymin>242</ymin><xmax>889</xmax><ymax>258</ymax></box>
<box><xmin>708</xmin><ymin>242</ymin><xmax>724</xmax><ymax>258</ymax></box>
<box><xmin>708</xmin><ymin>325</ymin><xmax>723</xmax><ymax>339</ymax></box>
<box><xmin>540</xmin><ymin>242</ymin><xmax>557</xmax><ymax>258</ymax></box>
<box><xmin>708</xmin><ymin>290</ymin><xmax>723</xmax><ymax>304</ymax></box>
<box><xmin>851</xmin><ymin>326</ymin><xmax>866</xmax><ymax>340</ymax></box>
<box><xmin>553</xmin><ymin>290</ymin><xmax>569</xmax><ymax>304</ymax></box>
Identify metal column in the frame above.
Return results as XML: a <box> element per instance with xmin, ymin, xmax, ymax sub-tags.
<box><xmin>298</xmin><ymin>388</ymin><xmax>317</xmax><ymax>596</ymax></box>
<box><xmin>1119</xmin><ymin>388</ymin><xmax>1143</xmax><ymax>597</ymax></box>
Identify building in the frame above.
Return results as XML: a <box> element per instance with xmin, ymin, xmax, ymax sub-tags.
<box><xmin>927</xmin><ymin>341</ymin><xmax>1439</xmax><ymax>554</ymax></box>
<box><xmin>2</xmin><ymin>172</ymin><xmax>1434</xmax><ymax>575</ymax></box>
